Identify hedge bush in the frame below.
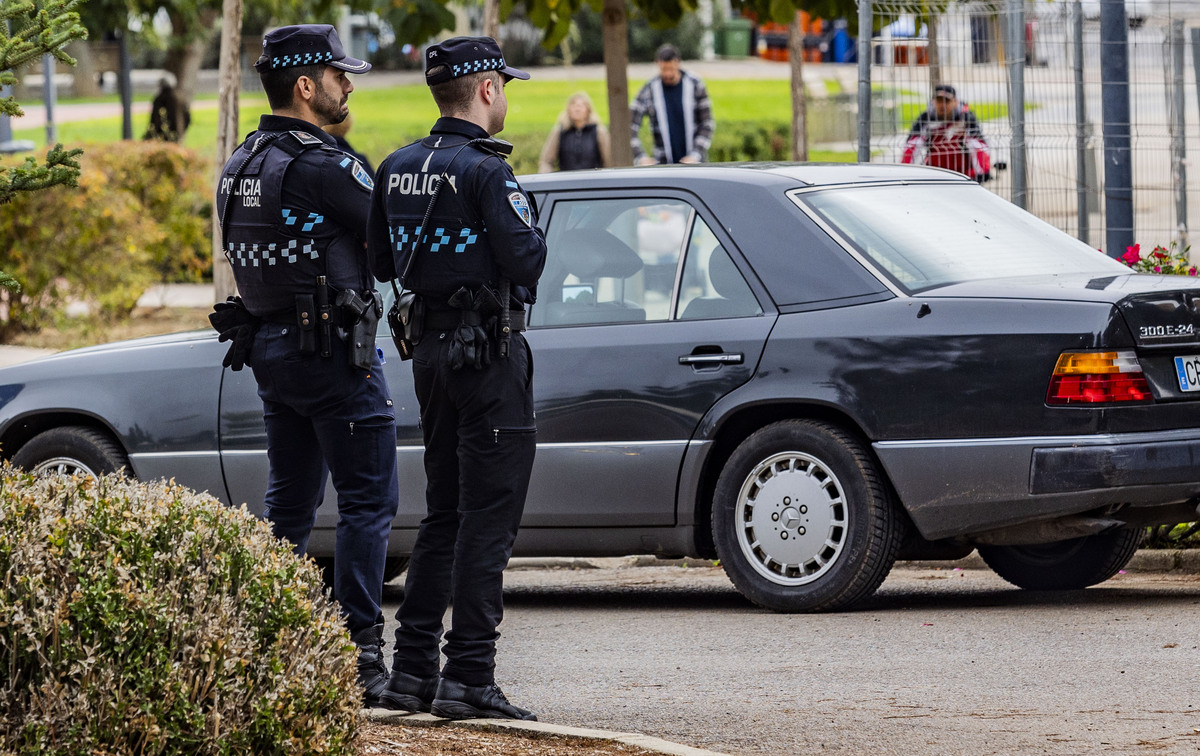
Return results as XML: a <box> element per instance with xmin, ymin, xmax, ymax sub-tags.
<box><xmin>0</xmin><ymin>142</ymin><xmax>212</xmax><ymax>339</ymax></box>
<box><xmin>0</xmin><ymin>468</ymin><xmax>360</xmax><ymax>756</ymax></box>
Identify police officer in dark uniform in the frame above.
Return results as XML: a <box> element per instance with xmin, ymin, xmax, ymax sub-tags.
<box><xmin>365</xmin><ymin>36</ymin><xmax>546</xmax><ymax>721</ymax></box>
<box><xmin>212</xmin><ymin>24</ymin><xmax>399</xmax><ymax>706</ymax></box>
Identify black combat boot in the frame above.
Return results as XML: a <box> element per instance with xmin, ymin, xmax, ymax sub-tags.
<box><xmin>350</xmin><ymin>624</ymin><xmax>389</xmax><ymax>708</ymax></box>
<box><xmin>380</xmin><ymin>669</ymin><xmax>439</xmax><ymax>712</ymax></box>
<box><xmin>430</xmin><ymin>678</ymin><xmax>537</xmax><ymax>721</ymax></box>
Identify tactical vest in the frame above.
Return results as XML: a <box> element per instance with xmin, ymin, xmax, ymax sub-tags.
<box><xmin>381</xmin><ymin>135</ymin><xmax>503</xmax><ymax>300</ymax></box>
<box><xmin>217</xmin><ymin>130</ymin><xmax>336</xmax><ymax>315</ymax></box>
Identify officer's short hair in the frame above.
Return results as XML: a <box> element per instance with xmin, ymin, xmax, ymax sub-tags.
<box><xmin>430</xmin><ymin>70</ymin><xmax>502</xmax><ymax>115</ymax></box>
<box><xmin>259</xmin><ymin>62</ymin><xmax>326</xmax><ymax>110</ymax></box>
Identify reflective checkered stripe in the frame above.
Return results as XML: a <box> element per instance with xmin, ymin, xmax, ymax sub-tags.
<box><xmin>271</xmin><ymin>51</ymin><xmax>334</xmax><ymax>69</ymax></box>
<box><xmin>227</xmin><ymin>239</ymin><xmax>320</xmax><ymax>267</ymax></box>
<box><xmin>282</xmin><ymin>208</ymin><xmax>324</xmax><ymax>233</ymax></box>
<box><xmin>390</xmin><ymin>224</ymin><xmax>479</xmax><ymax>254</ymax></box>
<box><xmin>451</xmin><ymin>57</ymin><xmax>505</xmax><ymax>78</ymax></box>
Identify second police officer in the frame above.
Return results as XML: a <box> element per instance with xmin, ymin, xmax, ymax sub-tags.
<box><xmin>212</xmin><ymin>24</ymin><xmax>399</xmax><ymax>706</ymax></box>
<box><xmin>366</xmin><ymin>36</ymin><xmax>547</xmax><ymax>720</ymax></box>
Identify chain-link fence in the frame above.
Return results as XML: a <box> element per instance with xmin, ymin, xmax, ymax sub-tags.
<box><xmin>857</xmin><ymin>0</ymin><xmax>1200</xmax><ymax>252</ymax></box>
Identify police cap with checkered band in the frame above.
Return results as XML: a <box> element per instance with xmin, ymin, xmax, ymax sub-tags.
<box><xmin>424</xmin><ymin>36</ymin><xmax>530</xmax><ymax>86</ymax></box>
<box><xmin>254</xmin><ymin>24</ymin><xmax>371</xmax><ymax>74</ymax></box>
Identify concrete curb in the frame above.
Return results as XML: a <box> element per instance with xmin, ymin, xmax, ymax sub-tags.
<box><xmin>364</xmin><ymin>708</ymin><xmax>729</xmax><ymax>756</ymax></box>
<box><xmin>899</xmin><ymin>547</ymin><xmax>1200</xmax><ymax>573</ymax></box>
<box><xmin>506</xmin><ymin>556</ymin><xmax>719</xmax><ymax>570</ymax></box>
<box><xmin>511</xmin><ymin>549</ymin><xmax>1200</xmax><ymax>574</ymax></box>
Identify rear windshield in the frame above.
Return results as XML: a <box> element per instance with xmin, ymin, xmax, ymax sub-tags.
<box><xmin>793</xmin><ymin>184</ymin><xmax>1130</xmax><ymax>294</ymax></box>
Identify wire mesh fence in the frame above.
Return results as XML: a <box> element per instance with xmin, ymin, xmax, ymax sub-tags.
<box><xmin>858</xmin><ymin>0</ymin><xmax>1200</xmax><ymax>253</ymax></box>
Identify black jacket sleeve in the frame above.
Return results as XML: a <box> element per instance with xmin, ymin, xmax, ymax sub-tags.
<box><xmin>470</xmin><ymin>156</ymin><xmax>547</xmax><ymax>289</ymax></box>
<box><xmin>365</xmin><ymin>159</ymin><xmax>397</xmax><ymax>282</ymax></box>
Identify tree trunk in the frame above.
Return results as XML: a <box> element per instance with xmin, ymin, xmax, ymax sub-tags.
<box><xmin>602</xmin><ymin>0</ymin><xmax>632</xmax><ymax>166</ymax></box>
<box><xmin>68</xmin><ymin>40</ymin><xmax>99</xmax><ymax>98</ymax></box>
<box><xmin>213</xmin><ymin>0</ymin><xmax>243</xmax><ymax>302</ymax></box>
<box><xmin>788</xmin><ymin>11</ymin><xmax>807</xmax><ymax>161</ymax></box>
<box><xmin>483</xmin><ymin>0</ymin><xmax>500</xmax><ymax>39</ymax></box>
<box><xmin>164</xmin><ymin>8</ymin><xmax>218</xmax><ymax>139</ymax></box>
<box><xmin>927</xmin><ymin>13</ymin><xmax>942</xmax><ymax>91</ymax></box>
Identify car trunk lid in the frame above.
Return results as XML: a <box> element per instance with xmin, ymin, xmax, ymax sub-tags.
<box><xmin>924</xmin><ymin>273</ymin><xmax>1200</xmax><ymax>402</ymax></box>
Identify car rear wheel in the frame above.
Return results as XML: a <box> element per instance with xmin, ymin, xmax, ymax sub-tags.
<box><xmin>11</xmin><ymin>426</ymin><xmax>128</xmax><ymax>478</ymax></box>
<box><xmin>316</xmin><ymin>557</ymin><xmax>410</xmax><ymax>592</ymax></box>
<box><xmin>977</xmin><ymin>528</ymin><xmax>1144</xmax><ymax>590</ymax></box>
<box><xmin>712</xmin><ymin>420</ymin><xmax>904</xmax><ymax>612</ymax></box>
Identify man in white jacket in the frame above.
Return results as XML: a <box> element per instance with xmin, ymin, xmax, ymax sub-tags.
<box><xmin>631</xmin><ymin>44</ymin><xmax>715</xmax><ymax>165</ymax></box>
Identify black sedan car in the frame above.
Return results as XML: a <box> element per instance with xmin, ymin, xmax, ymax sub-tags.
<box><xmin>3</xmin><ymin>163</ymin><xmax>1200</xmax><ymax>612</ymax></box>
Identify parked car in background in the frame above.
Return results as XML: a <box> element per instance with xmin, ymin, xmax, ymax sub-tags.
<box><xmin>3</xmin><ymin>163</ymin><xmax>1199</xmax><ymax>612</ymax></box>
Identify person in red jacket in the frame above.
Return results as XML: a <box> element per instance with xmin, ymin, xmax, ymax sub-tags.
<box><xmin>901</xmin><ymin>84</ymin><xmax>993</xmax><ymax>182</ymax></box>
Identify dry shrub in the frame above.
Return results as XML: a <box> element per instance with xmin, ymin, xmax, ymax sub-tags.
<box><xmin>0</xmin><ymin>142</ymin><xmax>212</xmax><ymax>339</ymax></box>
<box><xmin>0</xmin><ymin>467</ymin><xmax>360</xmax><ymax>755</ymax></box>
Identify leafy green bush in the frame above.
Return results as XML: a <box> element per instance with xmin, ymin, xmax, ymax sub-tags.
<box><xmin>709</xmin><ymin>121</ymin><xmax>792</xmax><ymax>163</ymax></box>
<box><xmin>1145</xmin><ymin>522</ymin><xmax>1200</xmax><ymax>549</ymax></box>
<box><xmin>0</xmin><ymin>468</ymin><xmax>360</xmax><ymax>756</ymax></box>
<box><xmin>0</xmin><ymin>142</ymin><xmax>212</xmax><ymax>338</ymax></box>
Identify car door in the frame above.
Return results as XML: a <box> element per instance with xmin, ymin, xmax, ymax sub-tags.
<box><xmin>523</xmin><ymin>189</ymin><xmax>776</xmax><ymax>527</ymax></box>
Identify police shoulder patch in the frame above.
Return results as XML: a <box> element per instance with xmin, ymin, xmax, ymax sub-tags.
<box><xmin>350</xmin><ymin>160</ymin><xmax>374</xmax><ymax>191</ymax></box>
<box><xmin>508</xmin><ymin>191</ymin><xmax>532</xmax><ymax>227</ymax></box>
<box><xmin>290</xmin><ymin>130</ymin><xmax>323</xmax><ymax>145</ymax></box>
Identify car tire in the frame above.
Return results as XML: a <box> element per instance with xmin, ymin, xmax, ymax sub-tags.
<box><xmin>712</xmin><ymin>420</ymin><xmax>904</xmax><ymax>612</ymax></box>
<box><xmin>383</xmin><ymin>557</ymin><xmax>410</xmax><ymax>583</ymax></box>
<box><xmin>316</xmin><ymin>556</ymin><xmax>410</xmax><ymax>591</ymax></box>
<box><xmin>11</xmin><ymin>426</ymin><xmax>128</xmax><ymax>478</ymax></box>
<box><xmin>977</xmin><ymin>528</ymin><xmax>1144</xmax><ymax>591</ymax></box>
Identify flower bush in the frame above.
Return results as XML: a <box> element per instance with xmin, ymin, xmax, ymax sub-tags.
<box><xmin>0</xmin><ymin>468</ymin><xmax>361</xmax><ymax>756</ymax></box>
<box><xmin>1120</xmin><ymin>243</ymin><xmax>1197</xmax><ymax>276</ymax></box>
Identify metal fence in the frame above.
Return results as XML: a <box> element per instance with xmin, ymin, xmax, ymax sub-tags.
<box><xmin>856</xmin><ymin>0</ymin><xmax>1200</xmax><ymax>253</ymax></box>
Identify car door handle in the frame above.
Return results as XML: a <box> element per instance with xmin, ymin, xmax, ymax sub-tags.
<box><xmin>678</xmin><ymin>353</ymin><xmax>744</xmax><ymax>366</ymax></box>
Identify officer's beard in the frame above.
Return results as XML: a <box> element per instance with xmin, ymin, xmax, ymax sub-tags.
<box><xmin>313</xmin><ymin>79</ymin><xmax>349</xmax><ymax>127</ymax></box>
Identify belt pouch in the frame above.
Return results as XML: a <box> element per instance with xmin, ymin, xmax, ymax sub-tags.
<box><xmin>296</xmin><ymin>293</ymin><xmax>316</xmax><ymax>354</ymax></box>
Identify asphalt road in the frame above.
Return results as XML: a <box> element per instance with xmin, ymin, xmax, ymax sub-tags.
<box><xmin>381</xmin><ymin>561</ymin><xmax>1200</xmax><ymax>755</ymax></box>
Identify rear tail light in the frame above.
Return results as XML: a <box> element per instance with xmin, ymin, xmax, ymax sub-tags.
<box><xmin>1047</xmin><ymin>350</ymin><xmax>1152</xmax><ymax>405</ymax></box>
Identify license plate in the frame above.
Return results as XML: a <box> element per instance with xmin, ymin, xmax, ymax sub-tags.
<box><xmin>1175</xmin><ymin>355</ymin><xmax>1200</xmax><ymax>392</ymax></box>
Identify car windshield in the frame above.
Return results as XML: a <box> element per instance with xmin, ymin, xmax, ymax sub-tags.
<box><xmin>793</xmin><ymin>184</ymin><xmax>1131</xmax><ymax>294</ymax></box>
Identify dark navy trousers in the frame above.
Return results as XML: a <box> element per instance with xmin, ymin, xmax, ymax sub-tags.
<box><xmin>249</xmin><ymin>322</ymin><xmax>400</xmax><ymax>634</ymax></box>
<box><xmin>393</xmin><ymin>329</ymin><xmax>536</xmax><ymax>686</ymax></box>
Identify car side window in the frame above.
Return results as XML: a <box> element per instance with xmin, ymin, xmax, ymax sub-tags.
<box><xmin>533</xmin><ymin>198</ymin><xmax>691</xmax><ymax>327</ymax></box>
<box><xmin>675</xmin><ymin>217</ymin><xmax>762</xmax><ymax>320</ymax></box>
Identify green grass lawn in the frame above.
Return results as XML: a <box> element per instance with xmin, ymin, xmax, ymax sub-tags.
<box><xmin>13</xmin><ymin>77</ymin><xmax>848</xmax><ymax>169</ymax></box>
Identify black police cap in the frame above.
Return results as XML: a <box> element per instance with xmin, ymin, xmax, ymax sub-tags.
<box><xmin>933</xmin><ymin>84</ymin><xmax>957</xmax><ymax>99</ymax></box>
<box><xmin>424</xmin><ymin>36</ymin><xmax>530</xmax><ymax>86</ymax></box>
<box><xmin>254</xmin><ymin>24</ymin><xmax>371</xmax><ymax>74</ymax></box>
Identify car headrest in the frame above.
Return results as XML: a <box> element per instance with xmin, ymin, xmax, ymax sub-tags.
<box><xmin>558</xmin><ymin>229</ymin><xmax>644</xmax><ymax>280</ymax></box>
<box><xmin>708</xmin><ymin>248</ymin><xmax>744</xmax><ymax>297</ymax></box>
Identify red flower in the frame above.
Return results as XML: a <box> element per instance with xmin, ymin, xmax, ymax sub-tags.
<box><xmin>1122</xmin><ymin>245</ymin><xmax>1142</xmax><ymax>265</ymax></box>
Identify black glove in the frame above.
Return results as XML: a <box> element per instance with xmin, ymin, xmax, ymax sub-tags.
<box><xmin>448</xmin><ymin>322</ymin><xmax>491</xmax><ymax>371</ymax></box>
<box><xmin>209</xmin><ymin>296</ymin><xmax>259</xmax><ymax>371</ymax></box>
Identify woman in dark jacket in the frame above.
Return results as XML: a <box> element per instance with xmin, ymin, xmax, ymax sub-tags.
<box><xmin>538</xmin><ymin>92</ymin><xmax>611</xmax><ymax>172</ymax></box>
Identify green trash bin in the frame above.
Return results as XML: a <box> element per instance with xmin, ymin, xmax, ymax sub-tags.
<box><xmin>718</xmin><ymin>18</ymin><xmax>753</xmax><ymax>58</ymax></box>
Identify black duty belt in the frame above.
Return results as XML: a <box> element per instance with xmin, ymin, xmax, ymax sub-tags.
<box><xmin>260</xmin><ymin>306</ymin><xmax>352</xmax><ymax>327</ymax></box>
<box><xmin>424</xmin><ymin>308</ymin><xmax>526</xmax><ymax>332</ymax></box>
